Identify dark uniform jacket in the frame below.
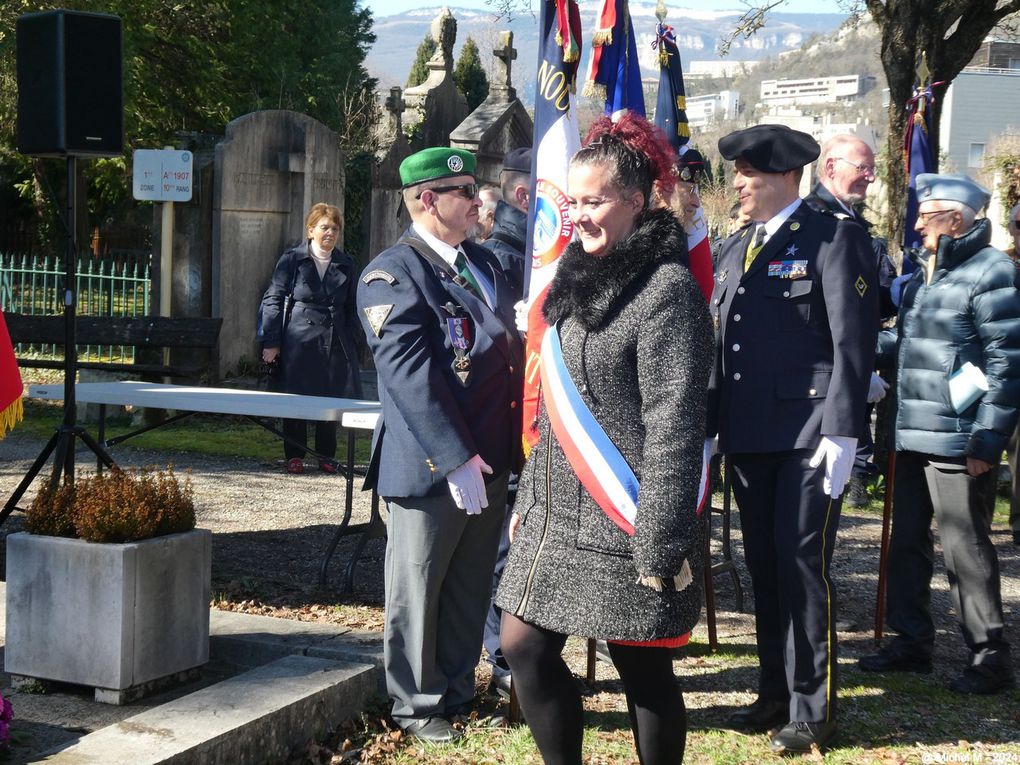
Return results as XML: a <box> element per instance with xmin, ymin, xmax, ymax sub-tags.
<box><xmin>357</xmin><ymin>227</ymin><xmax>524</xmax><ymax>498</ymax></box>
<box><xmin>877</xmin><ymin>219</ymin><xmax>1020</xmax><ymax>463</ymax></box>
<box><xmin>707</xmin><ymin>201</ymin><xmax>879</xmax><ymax>454</ymax></box>
<box><xmin>260</xmin><ymin>240</ymin><xmax>362</xmax><ymax>397</ymax></box>
<box><xmin>482</xmin><ymin>200</ymin><xmax>527</xmax><ymax>300</ymax></box>
<box><xmin>496</xmin><ymin>209</ymin><xmax>713</xmax><ymax>641</ymax></box>
<box><xmin>804</xmin><ymin>183</ymin><xmax>898</xmax><ymax>320</ymax></box>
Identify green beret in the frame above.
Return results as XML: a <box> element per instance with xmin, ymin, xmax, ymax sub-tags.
<box><xmin>399</xmin><ymin>147</ymin><xmax>477</xmax><ymax>188</ymax></box>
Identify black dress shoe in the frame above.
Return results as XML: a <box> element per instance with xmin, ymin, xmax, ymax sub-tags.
<box><xmin>404</xmin><ymin>716</ymin><xmax>463</xmax><ymax>743</ymax></box>
<box><xmin>728</xmin><ymin>698</ymin><xmax>788</xmax><ymax>732</ymax></box>
<box><xmin>769</xmin><ymin>720</ymin><xmax>837</xmax><ymax>754</ymax></box>
<box><xmin>857</xmin><ymin>647</ymin><xmax>932</xmax><ymax>674</ymax></box>
<box><xmin>487</xmin><ymin>673</ymin><xmax>512</xmax><ymax>700</ymax></box>
<box><xmin>948</xmin><ymin>664</ymin><xmax>1016</xmax><ymax>695</ymax></box>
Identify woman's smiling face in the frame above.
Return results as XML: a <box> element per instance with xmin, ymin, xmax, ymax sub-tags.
<box><xmin>566</xmin><ymin>163</ymin><xmax>643</xmax><ymax>257</ymax></box>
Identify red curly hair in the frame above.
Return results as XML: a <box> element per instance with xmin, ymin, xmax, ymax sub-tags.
<box><xmin>574</xmin><ymin>113</ymin><xmax>678</xmax><ymax>204</ymax></box>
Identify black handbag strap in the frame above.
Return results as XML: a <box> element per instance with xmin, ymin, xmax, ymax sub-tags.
<box><xmin>400</xmin><ymin>235</ymin><xmax>478</xmax><ymax>294</ymax></box>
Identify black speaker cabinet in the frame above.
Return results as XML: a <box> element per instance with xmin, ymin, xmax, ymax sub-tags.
<box><xmin>16</xmin><ymin>10</ymin><xmax>123</xmax><ymax>158</ymax></box>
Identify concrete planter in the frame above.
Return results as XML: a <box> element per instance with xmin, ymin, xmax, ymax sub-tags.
<box><xmin>4</xmin><ymin>529</ymin><xmax>211</xmax><ymax>699</ymax></box>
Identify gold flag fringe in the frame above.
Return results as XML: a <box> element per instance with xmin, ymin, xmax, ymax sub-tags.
<box><xmin>676</xmin><ymin>96</ymin><xmax>687</xmax><ymax>110</ymax></box>
<box><xmin>0</xmin><ymin>396</ymin><xmax>23</xmax><ymax>441</ymax></box>
<box><xmin>592</xmin><ymin>27</ymin><xmax>613</xmax><ymax>46</ymax></box>
<box><xmin>583</xmin><ymin>81</ymin><xmax>607</xmax><ymax>100</ymax></box>
<box><xmin>678</xmin><ymin>124</ymin><xmax>691</xmax><ymax>139</ymax></box>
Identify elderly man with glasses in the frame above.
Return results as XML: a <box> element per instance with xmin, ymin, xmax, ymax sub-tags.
<box><xmin>859</xmin><ymin>173</ymin><xmax>1020</xmax><ymax>694</ymax></box>
<box><xmin>806</xmin><ymin>135</ymin><xmax>898</xmax><ymax>512</ymax></box>
<box><xmin>357</xmin><ymin>147</ymin><xmax>524</xmax><ymax>742</ymax></box>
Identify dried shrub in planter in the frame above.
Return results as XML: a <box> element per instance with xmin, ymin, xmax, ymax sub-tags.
<box><xmin>27</xmin><ymin>467</ymin><xmax>196</xmax><ymax>543</ymax></box>
<box><xmin>25</xmin><ymin>482</ymin><xmax>77</xmax><ymax>538</ymax></box>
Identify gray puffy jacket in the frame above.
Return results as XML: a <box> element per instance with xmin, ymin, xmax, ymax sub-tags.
<box><xmin>878</xmin><ymin>218</ymin><xmax>1020</xmax><ymax>463</ymax></box>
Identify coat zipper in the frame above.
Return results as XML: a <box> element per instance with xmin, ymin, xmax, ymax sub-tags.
<box><xmin>515</xmin><ymin>422</ymin><xmax>553</xmax><ymax>617</ymax></box>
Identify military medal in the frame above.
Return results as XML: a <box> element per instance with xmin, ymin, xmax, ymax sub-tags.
<box><xmin>447</xmin><ymin>316</ymin><xmax>473</xmax><ymax>386</ymax></box>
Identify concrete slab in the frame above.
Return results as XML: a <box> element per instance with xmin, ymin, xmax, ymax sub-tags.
<box><xmin>209</xmin><ymin>609</ymin><xmax>383</xmax><ymax>673</ymax></box>
<box><xmin>36</xmin><ymin>655</ymin><xmax>379</xmax><ymax>764</ymax></box>
<box><xmin>0</xmin><ymin>583</ymin><xmax>385</xmax><ymax>764</ymax></box>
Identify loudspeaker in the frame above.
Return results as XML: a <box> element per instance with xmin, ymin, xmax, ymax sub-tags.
<box><xmin>16</xmin><ymin>10</ymin><xmax>123</xmax><ymax>158</ymax></box>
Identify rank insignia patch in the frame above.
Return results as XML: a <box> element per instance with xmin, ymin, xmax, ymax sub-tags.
<box><xmin>363</xmin><ymin>304</ymin><xmax>393</xmax><ymax>337</ymax></box>
<box><xmin>362</xmin><ymin>269</ymin><xmax>397</xmax><ymax>285</ymax></box>
<box><xmin>855</xmin><ymin>275</ymin><xmax>869</xmax><ymax>297</ymax></box>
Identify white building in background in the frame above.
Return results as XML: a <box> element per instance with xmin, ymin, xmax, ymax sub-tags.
<box><xmin>686</xmin><ymin>90</ymin><xmax>741</xmax><ymax>129</ymax></box>
<box><xmin>688</xmin><ymin>60</ymin><xmax>759</xmax><ymax>79</ymax></box>
<box><xmin>760</xmin><ymin>75</ymin><xmax>876</xmax><ymax>107</ymax></box>
<box><xmin>939</xmin><ymin>67</ymin><xmax>1020</xmax><ymax>176</ymax></box>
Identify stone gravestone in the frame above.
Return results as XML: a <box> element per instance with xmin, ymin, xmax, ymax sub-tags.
<box><xmin>450</xmin><ymin>30</ymin><xmax>534</xmax><ymax>185</ymax></box>
<box><xmin>403</xmin><ymin>8</ymin><xmax>470</xmax><ymax>151</ymax></box>
<box><xmin>212</xmin><ymin>110</ymin><xmax>345</xmax><ymax>378</ymax></box>
<box><xmin>367</xmin><ymin>87</ymin><xmax>413</xmax><ymax>262</ymax></box>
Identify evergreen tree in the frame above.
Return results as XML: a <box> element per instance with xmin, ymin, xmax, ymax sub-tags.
<box><xmin>407</xmin><ymin>36</ymin><xmax>438</xmax><ymax>88</ymax></box>
<box><xmin>715</xmin><ymin>157</ymin><xmax>727</xmax><ymax>188</ymax></box>
<box><xmin>454</xmin><ymin>37</ymin><xmax>489</xmax><ymax>110</ymax></box>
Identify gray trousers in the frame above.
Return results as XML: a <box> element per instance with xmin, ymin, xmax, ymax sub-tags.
<box><xmin>886</xmin><ymin>451</ymin><xmax>1009</xmax><ymax>662</ymax></box>
<box><xmin>384</xmin><ymin>473</ymin><xmax>507</xmax><ymax>726</ymax></box>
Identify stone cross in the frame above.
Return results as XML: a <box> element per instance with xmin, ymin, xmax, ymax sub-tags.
<box><xmin>490</xmin><ymin>31</ymin><xmax>517</xmax><ymax>102</ymax></box>
<box><xmin>385</xmin><ymin>86</ymin><xmax>406</xmax><ymax>136</ymax></box>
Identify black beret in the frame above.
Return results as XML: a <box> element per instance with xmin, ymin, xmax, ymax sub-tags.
<box><xmin>676</xmin><ymin>148</ymin><xmax>706</xmax><ymax>183</ymax></box>
<box><xmin>502</xmin><ymin>147</ymin><xmax>532</xmax><ymax>174</ymax></box>
<box><xmin>718</xmin><ymin>124</ymin><xmax>819</xmax><ymax>173</ymax></box>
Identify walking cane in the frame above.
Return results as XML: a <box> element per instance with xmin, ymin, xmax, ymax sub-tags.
<box><xmin>874</xmin><ymin>450</ymin><xmax>897</xmax><ymax>642</ymax></box>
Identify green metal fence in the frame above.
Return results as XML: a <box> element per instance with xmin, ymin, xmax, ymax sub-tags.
<box><xmin>0</xmin><ymin>250</ymin><xmax>151</xmax><ymax>362</ymax></box>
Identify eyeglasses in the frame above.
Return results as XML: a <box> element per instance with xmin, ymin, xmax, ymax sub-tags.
<box><xmin>416</xmin><ymin>183</ymin><xmax>479</xmax><ymax>200</ymax></box>
<box><xmin>835</xmin><ymin>157</ymin><xmax>877</xmax><ymax>178</ymax></box>
<box><xmin>917</xmin><ymin>209</ymin><xmax>954</xmax><ymax>224</ymax></box>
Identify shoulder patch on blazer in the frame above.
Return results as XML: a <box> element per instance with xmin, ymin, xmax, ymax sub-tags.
<box><xmin>363</xmin><ymin>304</ymin><xmax>394</xmax><ymax>337</ymax></box>
<box><xmin>362</xmin><ymin>269</ymin><xmax>397</xmax><ymax>285</ymax></box>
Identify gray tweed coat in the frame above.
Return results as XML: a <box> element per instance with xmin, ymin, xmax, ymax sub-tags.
<box><xmin>495</xmin><ymin>208</ymin><xmax>714</xmax><ymax>641</ymax></box>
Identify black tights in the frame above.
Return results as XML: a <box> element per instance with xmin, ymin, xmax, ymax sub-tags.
<box><xmin>501</xmin><ymin>613</ymin><xmax>687</xmax><ymax>765</ymax></box>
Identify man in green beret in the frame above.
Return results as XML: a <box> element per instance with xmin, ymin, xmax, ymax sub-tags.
<box><xmin>357</xmin><ymin>147</ymin><xmax>524</xmax><ymax>742</ymax></box>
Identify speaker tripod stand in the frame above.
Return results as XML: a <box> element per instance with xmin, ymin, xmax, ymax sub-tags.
<box><xmin>1</xmin><ymin>156</ymin><xmax>119</xmax><ymax>526</ymax></box>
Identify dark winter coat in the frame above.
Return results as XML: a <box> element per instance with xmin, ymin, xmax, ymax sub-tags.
<box><xmin>482</xmin><ymin>200</ymin><xmax>527</xmax><ymax>300</ymax></box>
<box><xmin>495</xmin><ymin>208</ymin><xmax>713</xmax><ymax>641</ymax></box>
<box><xmin>878</xmin><ymin>218</ymin><xmax>1020</xmax><ymax>463</ymax></box>
<box><xmin>260</xmin><ymin>240</ymin><xmax>363</xmax><ymax>398</ymax></box>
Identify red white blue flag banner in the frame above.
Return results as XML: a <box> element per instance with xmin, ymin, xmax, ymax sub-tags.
<box><xmin>523</xmin><ymin>0</ymin><xmax>583</xmax><ymax>453</ymax></box>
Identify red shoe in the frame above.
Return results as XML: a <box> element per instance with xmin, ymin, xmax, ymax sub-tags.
<box><xmin>319</xmin><ymin>461</ymin><xmax>338</xmax><ymax>474</ymax></box>
<box><xmin>286</xmin><ymin>457</ymin><xmax>305</xmax><ymax>474</ymax></box>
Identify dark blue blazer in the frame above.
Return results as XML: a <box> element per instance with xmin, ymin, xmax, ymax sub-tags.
<box><xmin>707</xmin><ymin>202</ymin><xmax>879</xmax><ymax>454</ymax></box>
<box><xmin>357</xmin><ymin>228</ymin><xmax>525</xmax><ymax>498</ymax></box>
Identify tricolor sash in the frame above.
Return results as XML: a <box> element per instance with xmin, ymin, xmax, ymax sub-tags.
<box><xmin>540</xmin><ymin>321</ymin><xmax>711</xmax><ymax>537</ymax></box>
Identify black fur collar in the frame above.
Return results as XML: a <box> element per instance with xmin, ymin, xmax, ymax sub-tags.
<box><xmin>543</xmin><ymin>207</ymin><xmax>687</xmax><ymax>329</ymax></box>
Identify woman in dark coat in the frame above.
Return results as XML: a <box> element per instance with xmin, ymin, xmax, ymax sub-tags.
<box><xmin>260</xmin><ymin>202</ymin><xmax>363</xmax><ymax>474</ymax></box>
<box><xmin>495</xmin><ymin>115</ymin><xmax>713</xmax><ymax>764</ymax></box>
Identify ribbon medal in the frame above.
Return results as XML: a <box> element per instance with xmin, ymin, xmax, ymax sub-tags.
<box><xmin>447</xmin><ymin>317</ymin><xmax>473</xmax><ymax>385</ymax></box>
<box><xmin>767</xmin><ymin>260</ymin><xmax>808</xmax><ymax>279</ymax></box>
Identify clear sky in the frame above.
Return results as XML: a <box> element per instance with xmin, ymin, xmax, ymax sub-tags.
<box><xmin>362</xmin><ymin>0</ymin><xmax>846</xmax><ymax>17</ymax></box>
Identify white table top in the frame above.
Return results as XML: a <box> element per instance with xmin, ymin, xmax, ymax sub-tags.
<box><xmin>29</xmin><ymin>381</ymin><xmax>381</xmax><ymax>424</ymax></box>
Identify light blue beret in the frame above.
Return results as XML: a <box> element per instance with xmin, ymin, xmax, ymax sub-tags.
<box><xmin>916</xmin><ymin>173</ymin><xmax>991</xmax><ymax>212</ymax></box>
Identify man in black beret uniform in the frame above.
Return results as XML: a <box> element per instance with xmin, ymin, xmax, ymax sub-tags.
<box><xmin>708</xmin><ymin>124</ymin><xmax>879</xmax><ymax>753</ymax></box>
<box><xmin>357</xmin><ymin>146</ymin><xmax>524</xmax><ymax>743</ymax></box>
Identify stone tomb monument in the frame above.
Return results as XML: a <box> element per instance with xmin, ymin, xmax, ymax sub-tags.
<box><xmin>450</xmin><ymin>31</ymin><xmax>534</xmax><ymax>185</ymax></box>
<box><xmin>212</xmin><ymin>110</ymin><xmax>345</xmax><ymax>378</ymax></box>
<box><xmin>367</xmin><ymin>87</ymin><xmax>413</xmax><ymax>263</ymax></box>
<box><xmin>402</xmin><ymin>8</ymin><xmax>470</xmax><ymax>151</ymax></box>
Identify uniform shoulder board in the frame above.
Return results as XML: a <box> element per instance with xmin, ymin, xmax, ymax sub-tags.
<box><xmin>363</xmin><ymin>269</ymin><xmax>397</xmax><ymax>285</ymax></box>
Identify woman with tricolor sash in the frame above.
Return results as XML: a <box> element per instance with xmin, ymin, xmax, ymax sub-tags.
<box><xmin>495</xmin><ymin>114</ymin><xmax>713</xmax><ymax>764</ymax></box>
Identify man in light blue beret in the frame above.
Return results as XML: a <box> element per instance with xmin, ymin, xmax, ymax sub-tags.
<box><xmin>357</xmin><ymin>147</ymin><xmax>524</xmax><ymax>741</ymax></box>
<box><xmin>860</xmin><ymin>172</ymin><xmax>1020</xmax><ymax>694</ymax></box>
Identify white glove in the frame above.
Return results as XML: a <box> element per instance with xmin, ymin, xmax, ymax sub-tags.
<box><xmin>867</xmin><ymin>372</ymin><xmax>890</xmax><ymax>403</ymax></box>
<box><xmin>808</xmin><ymin>436</ymin><xmax>858</xmax><ymax>499</ymax></box>
<box><xmin>513</xmin><ymin>299</ymin><xmax>530</xmax><ymax>334</ymax></box>
<box><xmin>447</xmin><ymin>454</ymin><xmax>493</xmax><ymax>515</ymax></box>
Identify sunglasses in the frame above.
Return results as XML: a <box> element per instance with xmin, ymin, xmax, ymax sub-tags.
<box><xmin>416</xmin><ymin>183</ymin><xmax>479</xmax><ymax>200</ymax></box>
